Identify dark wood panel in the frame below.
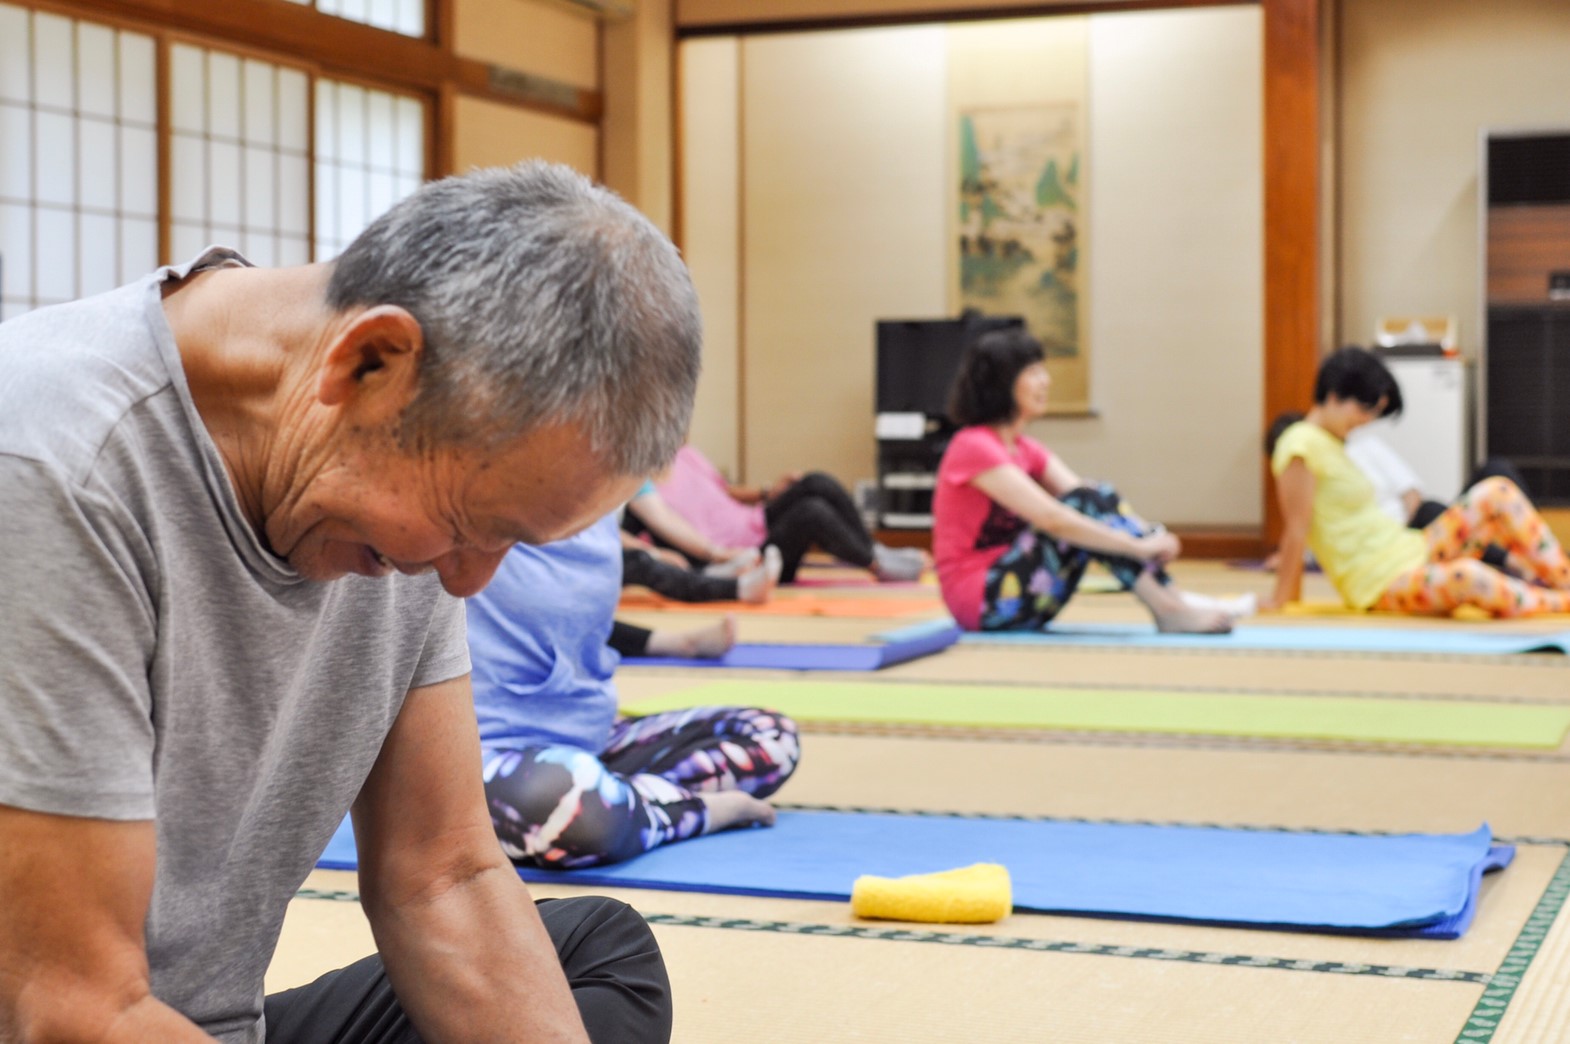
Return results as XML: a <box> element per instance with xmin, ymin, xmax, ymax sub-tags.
<box><xmin>678</xmin><ymin>0</ymin><xmax>1249</xmax><ymax>35</ymax></box>
<box><xmin>1261</xmin><ymin>0</ymin><xmax>1321</xmax><ymax>545</ymax></box>
<box><xmin>1487</xmin><ymin>205</ymin><xmax>1570</xmax><ymax>305</ymax></box>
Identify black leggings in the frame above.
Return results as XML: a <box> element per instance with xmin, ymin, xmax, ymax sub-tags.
<box><xmin>621</xmin><ymin>548</ymin><xmax>737</xmax><ymax>602</ymax></box>
<box><xmin>263</xmin><ymin>896</ymin><xmax>672</xmax><ymax>1043</ymax></box>
<box><xmin>609</xmin><ymin>620</ymin><xmax>652</xmax><ymax>657</ymax></box>
<box><xmin>764</xmin><ymin>472</ymin><xmax>874</xmax><ymax>582</ymax></box>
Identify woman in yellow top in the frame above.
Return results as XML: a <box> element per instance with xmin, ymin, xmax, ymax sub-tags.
<box><xmin>1265</xmin><ymin>347</ymin><xmax>1570</xmax><ymax>617</ymax></box>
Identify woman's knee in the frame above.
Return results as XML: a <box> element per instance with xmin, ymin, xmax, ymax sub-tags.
<box><xmin>485</xmin><ymin>749</ymin><xmax>641</xmax><ymax>864</ymax></box>
<box><xmin>1470</xmin><ymin>474</ymin><xmax>1524</xmax><ymax>506</ymax></box>
<box><xmin>793</xmin><ymin>472</ymin><xmax>846</xmax><ymax>499</ymax></box>
<box><xmin>1062</xmin><ymin>483</ymin><xmax>1122</xmax><ymax>516</ymax></box>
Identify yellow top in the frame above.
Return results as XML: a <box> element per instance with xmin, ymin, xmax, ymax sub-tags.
<box><xmin>1271</xmin><ymin>421</ymin><xmax>1428</xmax><ymax>609</ymax></box>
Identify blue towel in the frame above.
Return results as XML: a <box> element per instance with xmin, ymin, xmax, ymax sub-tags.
<box><xmin>622</xmin><ymin>623</ymin><xmax>961</xmax><ymax>671</ymax></box>
<box><xmin>879</xmin><ymin>619</ymin><xmax>1570</xmax><ymax>656</ymax></box>
<box><xmin>317</xmin><ymin>812</ymin><xmax>1508</xmax><ymax>939</ymax></box>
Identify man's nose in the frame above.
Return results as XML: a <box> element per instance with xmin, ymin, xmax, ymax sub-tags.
<box><xmin>434</xmin><ymin>547</ymin><xmax>510</xmax><ymax>598</ymax></box>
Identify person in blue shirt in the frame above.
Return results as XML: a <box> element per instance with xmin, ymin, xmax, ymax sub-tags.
<box><xmin>466</xmin><ymin>512</ymin><xmax>799</xmax><ymax>868</ymax></box>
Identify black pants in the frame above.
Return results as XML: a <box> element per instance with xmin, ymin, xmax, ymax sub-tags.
<box><xmin>609</xmin><ymin>619</ymin><xmax>652</xmax><ymax>657</ymax></box>
<box><xmin>621</xmin><ymin>548</ymin><xmax>737</xmax><ymax>603</ymax></box>
<box><xmin>264</xmin><ymin>896</ymin><xmax>672</xmax><ymax>1043</ymax></box>
<box><xmin>764</xmin><ymin>472</ymin><xmax>874</xmax><ymax>582</ymax></box>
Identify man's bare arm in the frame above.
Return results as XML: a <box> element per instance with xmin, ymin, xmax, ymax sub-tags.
<box><xmin>0</xmin><ymin>804</ymin><xmax>211</xmax><ymax>1042</ymax></box>
<box><xmin>354</xmin><ymin>674</ymin><xmax>589</xmax><ymax>1044</ymax></box>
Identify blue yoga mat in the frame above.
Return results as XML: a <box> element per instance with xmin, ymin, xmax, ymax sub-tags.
<box><xmin>622</xmin><ymin>623</ymin><xmax>961</xmax><ymax>671</ymax></box>
<box><xmin>317</xmin><ymin>813</ymin><xmax>1508</xmax><ymax>939</ymax></box>
<box><xmin>880</xmin><ymin>619</ymin><xmax>1570</xmax><ymax>656</ymax></box>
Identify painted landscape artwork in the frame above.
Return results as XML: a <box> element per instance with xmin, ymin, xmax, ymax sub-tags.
<box><xmin>957</xmin><ymin>103</ymin><xmax>1086</xmax><ymax>409</ymax></box>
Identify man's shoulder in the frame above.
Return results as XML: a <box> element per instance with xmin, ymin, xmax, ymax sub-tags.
<box><xmin>0</xmin><ymin>284</ymin><xmax>173</xmax><ymax>481</ymax></box>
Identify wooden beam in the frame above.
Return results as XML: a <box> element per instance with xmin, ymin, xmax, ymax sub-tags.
<box><xmin>28</xmin><ymin>0</ymin><xmax>601</xmax><ymax>124</ymax></box>
<box><xmin>1262</xmin><ymin>0</ymin><xmax>1321</xmax><ymax>545</ymax></box>
<box><xmin>678</xmin><ymin>0</ymin><xmax>1251</xmax><ymax>37</ymax></box>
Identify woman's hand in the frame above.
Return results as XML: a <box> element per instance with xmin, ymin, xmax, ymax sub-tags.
<box><xmin>768</xmin><ymin>472</ymin><xmax>803</xmax><ymax>501</ymax></box>
<box><xmin>651</xmin><ymin>547</ymin><xmax>689</xmax><ymax>570</ymax></box>
<box><xmin>1135</xmin><ymin>531</ymin><xmax>1181</xmax><ymax>565</ymax></box>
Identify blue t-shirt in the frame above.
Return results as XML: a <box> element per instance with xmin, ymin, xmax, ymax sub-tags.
<box><xmin>466</xmin><ymin>512</ymin><xmax>623</xmax><ymax>752</ymax></box>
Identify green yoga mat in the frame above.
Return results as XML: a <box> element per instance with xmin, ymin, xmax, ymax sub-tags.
<box><xmin>626</xmin><ymin>680</ymin><xmax>1570</xmax><ymax>748</ymax></box>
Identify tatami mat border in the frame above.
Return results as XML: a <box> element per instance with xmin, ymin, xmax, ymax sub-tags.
<box><xmin>1454</xmin><ymin>849</ymin><xmax>1570</xmax><ymax>1043</ymax></box>
<box><xmin>820</xmin><ymin>674</ymin><xmax>1570</xmax><ymax>707</ymax></box>
<box><xmin>947</xmin><ymin>643</ymin><xmax>1570</xmax><ymax>667</ymax></box>
<box><xmin>797</xmin><ymin>722</ymin><xmax>1570</xmax><ymax>762</ymax></box>
<box><xmin>287</xmin><ymin>889</ymin><xmax>1490</xmax><ymax>985</ymax></box>
<box><xmin>770</xmin><ymin>803</ymin><xmax>1570</xmax><ymax>848</ymax></box>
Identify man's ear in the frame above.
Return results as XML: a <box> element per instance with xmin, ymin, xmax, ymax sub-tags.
<box><xmin>316</xmin><ymin>306</ymin><xmax>425</xmax><ymax>417</ymax></box>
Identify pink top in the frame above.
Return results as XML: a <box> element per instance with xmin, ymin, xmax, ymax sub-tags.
<box><xmin>932</xmin><ymin>426</ymin><xmax>1051</xmax><ymax>631</ymax></box>
<box><xmin>655</xmin><ymin>445</ymin><xmax>769</xmax><ymax>549</ymax></box>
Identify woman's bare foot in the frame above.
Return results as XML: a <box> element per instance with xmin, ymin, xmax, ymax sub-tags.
<box><xmin>1153</xmin><ymin>602</ymin><xmax>1234</xmax><ymax>634</ymax></box>
<box><xmin>736</xmin><ymin>545</ymin><xmax>782</xmax><ymax>603</ymax></box>
<box><xmin>645</xmin><ymin>614</ymin><xmax>738</xmax><ymax>659</ymax></box>
<box><xmin>700</xmin><ymin>790</ymin><xmax>777</xmax><ymax>834</ymax></box>
<box><xmin>1134</xmin><ymin>573</ymin><xmax>1233</xmax><ymax>634</ymax></box>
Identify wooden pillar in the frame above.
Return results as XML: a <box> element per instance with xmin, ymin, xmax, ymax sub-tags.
<box><xmin>1262</xmin><ymin>0</ymin><xmax>1323</xmax><ymax>542</ymax></box>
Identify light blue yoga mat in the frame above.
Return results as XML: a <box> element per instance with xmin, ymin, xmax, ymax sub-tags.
<box><xmin>317</xmin><ymin>813</ymin><xmax>1508</xmax><ymax>939</ymax></box>
<box><xmin>880</xmin><ymin>619</ymin><xmax>1570</xmax><ymax>655</ymax></box>
<box><xmin>622</xmin><ymin>623</ymin><xmax>961</xmax><ymax>671</ymax></box>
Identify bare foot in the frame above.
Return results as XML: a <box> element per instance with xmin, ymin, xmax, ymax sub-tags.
<box><xmin>1134</xmin><ymin>573</ymin><xmax>1233</xmax><ymax>634</ymax></box>
<box><xmin>1154</xmin><ymin>603</ymin><xmax>1234</xmax><ymax>634</ymax></box>
<box><xmin>686</xmin><ymin>615</ymin><xmax>738</xmax><ymax>658</ymax></box>
<box><xmin>737</xmin><ymin>545</ymin><xmax>782</xmax><ymax>603</ymax></box>
<box><xmin>645</xmin><ymin>615</ymin><xmax>738</xmax><ymax>659</ymax></box>
<box><xmin>700</xmin><ymin>790</ymin><xmax>777</xmax><ymax>834</ymax></box>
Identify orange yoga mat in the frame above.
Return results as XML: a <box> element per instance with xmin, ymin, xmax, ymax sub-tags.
<box><xmin>618</xmin><ymin>591</ymin><xmax>945</xmax><ymax>618</ymax></box>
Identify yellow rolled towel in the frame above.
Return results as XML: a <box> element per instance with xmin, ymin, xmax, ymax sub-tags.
<box><xmin>850</xmin><ymin>863</ymin><xmax>1012</xmax><ymax>924</ymax></box>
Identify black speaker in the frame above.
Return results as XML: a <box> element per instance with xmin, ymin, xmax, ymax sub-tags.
<box><xmin>1487</xmin><ymin>132</ymin><xmax>1570</xmax><ymax>206</ymax></box>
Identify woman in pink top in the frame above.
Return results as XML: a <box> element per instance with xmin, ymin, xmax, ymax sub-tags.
<box><xmin>652</xmin><ymin>445</ymin><xmax>925</xmax><ymax>584</ymax></box>
<box><xmin>933</xmin><ymin>328</ymin><xmax>1231</xmax><ymax>634</ymax></box>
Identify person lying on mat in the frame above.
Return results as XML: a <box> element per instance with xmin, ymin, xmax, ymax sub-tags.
<box><xmin>0</xmin><ymin>163</ymin><xmax>690</xmax><ymax>1043</ymax></box>
<box><xmin>467</xmin><ymin>512</ymin><xmax>800</xmax><ymax>870</ymax></box>
<box><xmin>1264</xmin><ymin>346</ymin><xmax>1570</xmax><ymax>616</ymax></box>
<box><xmin>620</xmin><ymin>480</ymin><xmax>783</xmax><ymax>603</ymax></box>
<box><xmin>933</xmin><ymin>328</ymin><xmax>1232</xmax><ymax>634</ymax></box>
<box><xmin>643</xmin><ymin>443</ymin><xmax>927</xmax><ymax>584</ymax></box>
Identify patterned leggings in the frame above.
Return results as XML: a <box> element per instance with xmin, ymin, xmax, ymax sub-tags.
<box><xmin>1374</xmin><ymin>477</ymin><xmax>1570</xmax><ymax>618</ymax></box>
<box><xmin>483</xmin><ymin>705</ymin><xmax>800</xmax><ymax>870</ymax></box>
<box><xmin>980</xmin><ymin>484</ymin><xmax>1168</xmax><ymax>631</ymax></box>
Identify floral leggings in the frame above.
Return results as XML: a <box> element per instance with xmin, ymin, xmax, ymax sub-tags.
<box><xmin>483</xmin><ymin>705</ymin><xmax>800</xmax><ymax>870</ymax></box>
<box><xmin>1375</xmin><ymin>477</ymin><xmax>1570</xmax><ymax>617</ymax></box>
<box><xmin>980</xmin><ymin>483</ymin><xmax>1167</xmax><ymax>631</ymax></box>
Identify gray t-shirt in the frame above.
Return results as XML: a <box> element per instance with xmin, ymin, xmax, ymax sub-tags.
<box><xmin>0</xmin><ymin>251</ymin><xmax>470</xmax><ymax>1041</ymax></box>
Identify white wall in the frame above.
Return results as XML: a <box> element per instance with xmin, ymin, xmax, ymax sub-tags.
<box><xmin>1338</xmin><ymin>0</ymin><xmax>1570</xmax><ymax>354</ymax></box>
<box><xmin>680</xmin><ymin>5</ymin><xmax>1264</xmax><ymax>525</ymax></box>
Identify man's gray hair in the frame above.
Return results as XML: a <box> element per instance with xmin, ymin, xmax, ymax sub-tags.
<box><xmin>326</xmin><ymin>161</ymin><xmax>701</xmax><ymax>476</ymax></box>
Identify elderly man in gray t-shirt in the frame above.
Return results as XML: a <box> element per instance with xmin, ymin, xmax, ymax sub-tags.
<box><xmin>0</xmin><ymin>162</ymin><xmax>700</xmax><ymax>1043</ymax></box>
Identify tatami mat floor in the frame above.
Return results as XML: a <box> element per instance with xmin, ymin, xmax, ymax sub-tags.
<box><xmin>271</xmin><ymin>562</ymin><xmax>1570</xmax><ymax>1042</ymax></box>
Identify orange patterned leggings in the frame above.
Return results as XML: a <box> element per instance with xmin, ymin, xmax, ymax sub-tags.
<box><xmin>1374</xmin><ymin>477</ymin><xmax>1570</xmax><ymax>618</ymax></box>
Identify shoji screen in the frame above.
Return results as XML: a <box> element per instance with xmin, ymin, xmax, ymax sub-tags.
<box><xmin>168</xmin><ymin>44</ymin><xmax>312</xmax><ymax>268</ymax></box>
<box><xmin>0</xmin><ymin>4</ymin><xmax>157</xmax><ymax>319</ymax></box>
<box><xmin>313</xmin><ymin>80</ymin><xmax>424</xmax><ymax>260</ymax></box>
<box><xmin>276</xmin><ymin>0</ymin><xmax>425</xmax><ymax>38</ymax></box>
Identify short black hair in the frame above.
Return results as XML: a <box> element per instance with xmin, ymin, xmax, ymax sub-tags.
<box><xmin>947</xmin><ymin>328</ymin><xmax>1046</xmax><ymax>426</ymax></box>
<box><xmin>1265</xmin><ymin>410</ymin><xmax>1305</xmax><ymax>456</ymax></box>
<box><xmin>1313</xmin><ymin>346</ymin><xmax>1403</xmax><ymax>418</ymax></box>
